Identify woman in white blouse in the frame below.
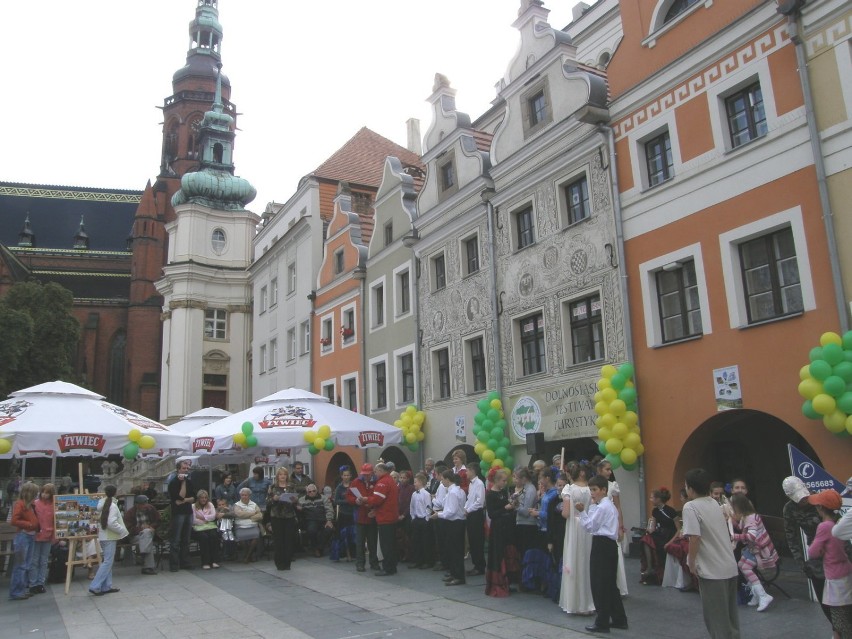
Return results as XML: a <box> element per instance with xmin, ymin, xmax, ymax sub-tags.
<box><xmin>233</xmin><ymin>487</ymin><xmax>262</xmax><ymax>562</ymax></box>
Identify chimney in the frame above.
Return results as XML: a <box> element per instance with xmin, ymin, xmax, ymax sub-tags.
<box><xmin>406</xmin><ymin>118</ymin><xmax>422</xmax><ymax>156</ymax></box>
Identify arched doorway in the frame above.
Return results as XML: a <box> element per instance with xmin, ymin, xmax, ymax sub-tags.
<box><xmin>324</xmin><ymin>451</ymin><xmax>356</xmax><ymax>489</ymax></box>
<box><xmin>378</xmin><ymin>446</ymin><xmax>412</xmax><ymax>472</ymax></box>
<box><xmin>531</xmin><ymin>437</ymin><xmax>599</xmax><ymax>469</ymax></box>
<box><xmin>441</xmin><ymin>444</ymin><xmax>479</xmax><ymax>467</ymax></box>
<box><xmin>675</xmin><ymin>409</ymin><xmax>821</xmax><ymax>516</ymax></box>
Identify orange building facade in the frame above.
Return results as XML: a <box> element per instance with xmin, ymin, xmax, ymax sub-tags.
<box><xmin>607</xmin><ymin>0</ymin><xmax>848</xmax><ymax>514</ymax></box>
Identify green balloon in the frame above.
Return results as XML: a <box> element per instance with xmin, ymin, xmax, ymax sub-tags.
<box><xmin>241</xmin><ymin>421</ymin><xmax>254</xmax><ymax>435</ymax></box>
<box><xmin>407</xmin><ymin>442</ymin><xmax>420</xmax><ymax>452</ymax></box>
<box><xmin>480</xmin><ymin>460</ymin><xmax>492</xmax><ymax>472</ymax></box>
<box><xmin>504</xmin><ymin>455</ymin><xmax>514</xmax><ymax>469</ymax></box>
<box><xmin>490</xmin><ymin>426</ymin><xmax>504</xmax><ymax>440</ymax></box>
<box><xmin>474</xmin><ymin>412</ymin><xmax>485</xmax><ymax>424</ymax></box>
<box><xmin>488</xmin><ymin>391</ymin><xmax>500</xmax><ymax>402</ymax></box>
<box><xmin>610</xmin><ymin>373</ymin><xmax>626</xmax><ymax>390</ymax></box>
<box><xmin>622</xmin><ymin>462</ymin><xmax>638</xmax><ymax>471</ymax></box>
<box><xmin>802</xmin><ymin>400</ymin><xmax>820</xmax><ymax>420</ymax></box>
<box><xmin>605</xmin><ymin>452</ymin><xmax>622</xmax><ymax>469</ymax></box>
<box><xmin>810</xmin><ymin>360</ymin><xmax>833</xmax><ymax>381</ymax></box>
<box><xmin>833</xmin><ymin>361</ymin><xmax>852</xmax><ymax>382</ymax></box>
<box><xmin>824</xmin><ymin>376</ymin><xmax>846</xmax><ymax>398</ymax></box>
<box><xmin>809</xmin><ymin>346</ymin><xmax>825</xmax><ymax>363</ymax></box>
<box><xmin>618</xmin><ymin>363</ymin><xmax>635</xmax><ymax>380</ymax></box>
<box><xmin>837</xmin><ymin>392</ymin><xmax>852</xmax><ymax>414</ymax></box>
<box><xmin>496</xmin><ymin>419</ymin><xmax>508</xmax><ymax>430</ymax></box>
<box><xmin>598</xmin><ymin>440</ymin><xmax>608</xmax><ymax>456</ymax></box>
<box><xmin>123</xmin><ymin>442</ymin><xmax>139</xmax><ymax>460</ymax></box>
<box><xmin>487</xmin><ymin>438</ymin><xmax>499</xmax><ymax>451</ymax></box>
<box><xmin>477</xmin><ymin>430</ymin><xmax>489</xmax><ymax>443</ymax></box>
<box><xmin>500</xmin><ymin>437</ymin><xmax>511</xmax><ymax>449</ymax></box>
<box><xmin>824</xmin><ymin>343</ymin><xmax>844</xmax><ymax>366</ymax></box>
<box><xmin>477</xmin><ymin>398</ymin><xmax>490</xmax><ymax>412</ymax></box>
<box><xmin>324</xmin><ymin>438</ymin><xmax>335</xmax><ymax>451</ymax></box>
<box><xmin>308</xmin><ymin>444</ymin><xmax>319</xmax><ymax>455</ymax></box>
<box><xmin>843</xmin><ymin>331</ymin><xmax>852</xmax><ymax>351</ymax></box>
<box><xmin>482</xmin><ymin>419</ymin><xmax>494</xmax><ymax>430</ymax></box>
<box><xmin>618</xmin><ymin>388</ymin><xmax>637</xmax><ymax>405</ymax></box>
<box><xmin>245</xmin><ymin>434</ymin><xmax>258</xmax><ymax>447</ymax></box>
<box><xmin>487</xmin><ymin>408</ymin><xmax>500</xmax><ymax>421</ymax></box>
<box><xmin>495</xmin><ymin>447</ymin><xmax>508</xmax><ymax>460</ymax></box>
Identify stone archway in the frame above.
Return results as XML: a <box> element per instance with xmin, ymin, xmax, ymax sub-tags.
<box><xmin>674</xmin><ymin>409</ymin><xmax>821</xmax><ymax>516</ymax></box>
<box><xmin>377</xmin><ymin>446</ymin><xmax>412</xmax><ymax>472</ymax></box>
<box><xmin>441</xmin><ymin>443</ymin><xmax>479</xmax><ymax>466</ymax></box>
<box><xmin>324</xmin><ymin>451</ymin><xmax>356</xmax><ymax>489</ymax></box>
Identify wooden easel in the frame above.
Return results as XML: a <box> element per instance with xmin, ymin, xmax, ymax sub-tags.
<box><xmin>60</xmin><ymin>463</ymin><xmax>102</xmax><ymax>594</ymax></box>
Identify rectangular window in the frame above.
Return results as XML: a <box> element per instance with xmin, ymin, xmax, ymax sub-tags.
<box><xmin>374</xmin><ymin>284</ymin><xmax>384</xmax><ymax>327</ymax></box>
<box><xmin>399</xmin><ymin>270</ymin><xmax>411</xmax><ymax>314</ymax></box>
<box><xmin>440</xmin><ymin>161</ymin><xmax>455</xmax><ymax>192</ymax></box>
<box><xmin>259</xmin><ymin>344</ymin><xmax>267</xmax><ymax>373</ymax></box>
<box><xmin>656</xmin><ymin>260</ymin><xmax>703</xmax><ymax>342</ymax></box>
<box><xmin>469</xmin><ymin>337</ymin><xmax>486</xmax><ymax>393</ymax></box>
<box><xmin>433</xmin><ymin>254</ymin><xmax>446</xmax><ymax>291</ymax></box>
<box><xmin>519</xmin><ymin>312</ymin><xmax>546</xmax><ymax>376</ymax></box>
<box><xmin>384</xmin><ymin>222</ymin><xmax>393</xmax><ymax>247</ymax></box>
<box><xmin>323</xmin><ymin>383</ymin><xmax>335</xmax><ymax>404</ymax></box>
<box><xmin>342</xmin><ymin>309</ymin><xmax>355</xmax><ymax>342</ymax></box>
<box><xmin>516</xmin><ymin>206</ymin><xmax>535</xmax><ymax>249</ymax></box>
<box><xmin>270</xmin><ymin>278</ymin><xmax>278</xmax><ymax>306</ymax></box>
<box><xmin>465</xmin><ymin>236</ymin><xmax>479</xmax><ymax>275</ymax></box>
<box><xmin>401</xmin><ymin>353</ymin><xmax>415</xmax><ymax>403</ymax></box>
<box><xmin>726</xmin><ymin>82</ymin><xmax>767</xmax><ymax>148</ymax></box>
<box><xmin>204</xmin><ymin>309</ymin><xmax>227</xmax><ymax>340</ymax></box>
<box><xmin>739</xmin><ymin>227</ymin><xmax>802</xmax><ymax>323</ymax></box>
<box><xmin>569</xmin><ymin>296</ymin><xmax>604</xmax><ymax>364</ymax></box>
<box><xmin>645</xmin><ymin>131</ymin><xmax>673</xmax><ymax>187</ymax></box>
<box><xmin>565</xmin><ymin>176</ymin><xmax>590</xmax><ymax>225</ymax></box>
<box><xmin>259</xmin><ymin>286</ymin><xmax>268</xmax><ymax>314</ymax></box>
<box><xmin>286</xmin><ymin>328</ymin><xmax>296</xmax><ymax>361</ymax></box>
<box><xmin>345</xmin><ymin>378</ymin><xmax>357</xmax><ymax>411</ymax></box>
<box><xmin>300</xmin><ymin>320</ymin><xmax>311</xmax><ymax>354</ymax></box>
<box><xmin>374</xmin><ymin>362</ymin><xmax>387</xmax><ymax>410</ymax></box>
<box><xmin>287</xmin><ymin>263</ymin><xmax>296</xmax><ymax>294</ymax></box>
<box><xmin>269</xmin><ymin>338</ymin><xmax>278</xmax><ymax>369</ymax></box>
<box><xmin>529</xmin><ymin>91</ymin><xmax>547</xmax><ymax>128</ymax></box>
<box><xmin>334</xmin><ymin>249</ymin><xmax>344</xmax><ymax>275</ymax></box>
<box><xmin>434</xmin><ymin>348</ymin><xmax>451</xmax><ymax>399</ymax></box>
<box><xmin>321</xmin><ymin>318</ymin><xmax>333</xmax><ymax>351</ymax></box>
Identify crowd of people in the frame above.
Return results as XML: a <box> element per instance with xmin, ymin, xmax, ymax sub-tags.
<box><xmin>5</xmin><ymin>455</ymin><xmax>851</xmax><ymax>638</ymax></box>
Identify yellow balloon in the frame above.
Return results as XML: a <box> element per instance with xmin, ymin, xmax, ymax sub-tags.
<box><xmin>128</xmin><ymin>429</ymin><xmax>142</xmax><ymax>443</ymax></box>
<box><xmin>635</xmin><ymin>442</ymin><xmax>645</xmax><ymax>457</ymax></box>
<box><xmin>593</xmin><ymin>391</ymin><xmax>603</xmax><ymax>404</ymax></box>
<box><xmin>474</xmin><ymin>442</ymin><xmax>486</xmax><ymax>455</ymax></box>
<box><xmin>824</xmin><ymin>411</ymin><xmax>846</xmax><ymax>433</ymax></box>
<box><xmin>612</xmin><ymin>422</ymin><xmax>628</xmax><ymax>439</ymax></box>
<box><xmin>481</xmin><ymin>450</ymin><xmax>495</xmax><ymax>463</ymax></box>
<box><xmin>313</xmin><ymin>437</ymin><xmax>326</xmax><ymax>449</ymax></box>
<box><xmin>303</xmin><ymin>430</ymin><xmax>317</xmax><ymax>443</ymax></box>
<box><xmin>605</xmin><ymin>438</ymin><xmax>623</xmax><ymax>454</ymax></box>
<box><xmin>138</xmin><ymin>435</ymin><xmax>156</xmax><ymax>450</ymax></box>
<box><xmin>601</xmin><ymin>364</ymin><xmax>618</xmax><ymax>379</ymax></box>
<box><xmin>413</xmin><ymin>412</ymin><xmax>425</xmax><ymax>425</ymax></box>
<box><xmin>490</xmin><ymin>399</ymin><xmax>502</xmax><ymax>410</ymax></box>
<box><xmin>846</xmin><ymin>414</ymin><xmax>852</xmax><ymax>435</ymax></box>
<box><xmin>598</xmin><ymin>427</ymin><xmax>613</xmax><ymax>442</ymax></box>
<box><xmin>0</xmin><ymin>439</ymin><xmax>11</xmax><ymax>454</ymax></box>
<box><xmin>600</xmin><ymin>388</ymin><xmax>617</xmax><ymax>404</ymax></box>
<box><xmin>597</xmin><ymin>378</ymin><xmax>612</xmax><ymax>391</ymax></box>
<box><xmin>317</xmin><ymin>425</ymin><xmax>331</xmax><ymax>439</ymax></box>
<box><xmin>609</xmin><ymin>399</ymin><xmax>627</xmax><ymax>417</ymax></box>
<box><xmin>798</xmin><ymin>378</ymin><xmax>823</xmax><ymax>400</ymax></box>
<box><xmin>622</xmin><ymin>411</ymin><xmax>638</xmax><ymax>428</ymax></box>
<box><xmin>800</xmin><ymin>364</ymin><xmax>813</xmax><ymax>381</ymax></box>
<box><xmin>401</xmin><ymin>415</ymin><xmax>413</xmax><ymax>427</ymax></box>
<box><xmin>812</xmin><ymin>393</ymin><xmax>837</xmax><ymax>416</ymax></box>
<box><xmin>594</xmin><ymin>401</ymin><xmax>609</xmax><ymax>416</ymax></box>
<box><xmin>405</xmin><ymin>432</ymin><xmax>416</xmax><ymax>444</ymax></box>
<box><xmin>416</xmin><ymin>431</ymin><xmax>425</xmax><ymax>442</ymax></box>
<box><xmin>631</xmin><ymin>425</ymin><xmax>641</xmax><ymax>437</ymax></box>
<box><xmin>406</xmin><ymin>405</ymin><xmax>417</xmax><ymax>415</ymax></box>
<box><xmin>492</xmin><ymin>459</ymin><xmax>504</xmax><ymax>469</ymax></box>
<box><xmin>599</xmin><ymin>413</ymin><xmax>617</xmax><ymax>429</ymax></box>
<box><xmin>233</xmin><ymin>433</ymin><xmax>247</xmax><ymax>446</ymax></box>
<box><xmin>620</xmin><ymin>448</ymin><xmax>637</xmax><ymax>465</ymax></box>
<box><xmin>820</xmin><ymin>332</ymin><xmax>843</xmax><ymax>347</ymax></box>
<box><xmin>625</xmin><ymin>380</ymin><xmax>635</xmax><ymax>389</ymax></box>
<box><xmin>410</xmin><ymin>422</ymin><xmax>421</xmax><ymax>433</ymax></box>
<box><xmin>623</xmin><ymin>432</ymin><xmax>641</xmax><ymax>450</ymax></box>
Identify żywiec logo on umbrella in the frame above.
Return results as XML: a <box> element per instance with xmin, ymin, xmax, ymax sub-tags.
<box><xmin>101</xmin><ymin>404</ymin><xmax>169</xmax><ymax>431</ymax></box>
<box><xmin>193</xmin><ymin>437</ymin><xmax>215</xmax><ymax>453</ymax></box>
<box><xmin>58</xmin><ymin>434</ymin><xmax>106</xmax><ymax>454</ymax></box>
<box><xmin>258</xmin><ymin>406</ymin><xmax>317</xmax><ymax>429</ymax></box>
<box><xmin>0</xmin><ymin>399</ymin><xmax>33</xmax><ymax>427</ymax></box>
<box><xmin>358</xmin><ymin>432</ymin><xmax>385</xmax><ymax>447</ymax></box>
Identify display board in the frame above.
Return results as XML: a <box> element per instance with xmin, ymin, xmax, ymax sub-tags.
<box><xmin>54</xmin><ymin>493</ymin><xmax>105</xmax><ymax>539</ymax></box>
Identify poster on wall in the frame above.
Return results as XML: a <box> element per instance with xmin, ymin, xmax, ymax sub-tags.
<box><xmin>54</xmin><ymin>493</ymin><xmax>105</xmax><ymax>539</ymax></box>
<box><xmin>455</xmin><ymin>416</ymin><xmax>466</xmax><ymax>442</ymax></box>
<box><xmin>713</xmin><ymin>365</ymin><xmax>742</xmax><ymax>411</ymax></box>
<box><xmin>508</xmin><ymin>378</ymin><xmax>598</xmax><ymax>444</ymax></box>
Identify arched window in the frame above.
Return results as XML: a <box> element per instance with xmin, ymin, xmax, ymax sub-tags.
<box><xmin>163</xmin><ymin>120</ymin><xmax>179</xmax><ymax>167</ymax></box>
<box><xmin>213</xmin><ymin>142</ymin><xmax>224</xmax><ymax>164</ymax></box>
<box><xmin>663</xmin><ymin>0</ymin><xmax>699</xmax><ymax>24</ymax></box>
<box><xmin>108</xmin><ymin>331</ymin><xmax>126</xmax><ymax>406</ymax></box>
<box><xmin>188</xmin><ymin>115</ymin><xmax>203</xmax><ymax>159</ymax></box>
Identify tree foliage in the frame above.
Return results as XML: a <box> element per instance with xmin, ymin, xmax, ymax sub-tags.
<box><xmin>0</xmin><ymin>281</ymin><xmax>80</xmax><ymax>398</ymax></box>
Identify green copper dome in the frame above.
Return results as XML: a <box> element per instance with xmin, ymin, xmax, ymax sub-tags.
<box><xmin>172</xmin><ymin>170</ymin><xmax>256</xmax><ymax>210</ymax></box>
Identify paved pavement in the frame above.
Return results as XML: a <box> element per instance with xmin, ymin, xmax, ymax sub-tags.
<box><xmin>1</xmin><ymin>551</ymin><xmax>828</xmax><ymax>639</ymax></box>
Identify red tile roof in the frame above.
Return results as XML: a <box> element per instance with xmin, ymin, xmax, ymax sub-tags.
<box><xmin>311</xmin><ymin>127</ymin><xmax>424</xmax><ymax>188</ymax></box>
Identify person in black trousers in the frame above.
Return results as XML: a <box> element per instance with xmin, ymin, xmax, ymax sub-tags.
<box><xmin>432</xmin><ymin>471</ymin><xmax>467</xmax><ymax>586</ymax></box>
<box><xmin>465</xmin><ymin>463</ymin><xmax>486</xmax><ymax>576</ymax></box>
<box><xmin>576</xmin><ymin>474</ymin><xmax>628</xmax><ymax>633</ymax></box>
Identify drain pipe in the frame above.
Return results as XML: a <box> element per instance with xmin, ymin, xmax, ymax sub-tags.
<box><xmin>598</xmin><ymin>124</ymin><xmax>646</xmax><ymax>525</ymax></box>
<box><xmin>482</xmin><ymin>186</ymin><xmax>503</xmax><ymax>399</ymax></box>
<box><xmin>782</xmin><ymin>3</ymin><xmax>849</xmax><ymax>331</ymax></box>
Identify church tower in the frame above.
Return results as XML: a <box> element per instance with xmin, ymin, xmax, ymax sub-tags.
<box><xmin>156</xmin><ymin>60</ymin><xmax>258</xmax><ymax>421</ymax></box>
<box><xmin>125</xmin><ymin>0</ymin><xmax>238</xmax><ymax>418</ymax></box>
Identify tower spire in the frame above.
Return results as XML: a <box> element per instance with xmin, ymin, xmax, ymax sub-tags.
<box><xmin>73</xmin><ymin>215</ymin><xmax>89</xmax><ymax>250</ymax></box>
<box><xmin>18</xmin><ymin>213</ymin><xmax>35</xmax><ymax>247</ymax></box>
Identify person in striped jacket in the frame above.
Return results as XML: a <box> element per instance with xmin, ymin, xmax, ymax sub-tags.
<box><xmin>730</xmin><ymin>493</ymin><xmax>778</xmax><ymax>612</ymax></box>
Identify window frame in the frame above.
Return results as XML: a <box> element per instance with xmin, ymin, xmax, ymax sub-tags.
<box><xmin>461</xmin><ymin>233</ymin><xmax>480</xmax><ymax>277</ymax></box>
<box><xmin>259</xmin><ymin>286</ymin><xmax>268</xmax><ymax>315</ymax></box>
<box><xmin>320</xmin><ymin>315</ymin><xmax>334</xmax><ymax>354</ymax></box>
<box><xmin>333</xmin><ymin>248</ymin><xmax>345</xmax><ymax>275</ymax></box>
<box><xmin>269</xmin><ymin>338</ymin><xmax>278</xmax><ymax>370</ymax></box>
<box><xmin>258</xmin><ymin>344</ymin><xmax>267</xmax><ymax>374</ymax></box>
<box><xmin>397</xmin><ymin>348</ymin><xmax>416</xmax><ymax>406</ymax></box>
<box><xmin>432</xmin><ymin>346</ymin><xmax>452</xmax><ymax>400</ymax></box>
<box><xmin>287</xmin><ymin>262</ymin><xmax>297</xmax><ymax>295</ymax></box>
<box><xmin>340</xmin><ymin>304</ymin><xmax>357</xmax><ymax>346</ymax></box>
<box><xmin>521</xmin><ymin>77</ymin><xmax>553</xmax><ymax>138</ymax></box>
<box><xmin>465</xmin><ymin>334</ymin><xmax>487</xmax><ymax>394</ymax></box>
<box><xmin>516</xmin><ymin>311</ymin><xmax>546</xmax><ymax>377</ymax></box>
<box><xmin>655</xmin><ymin>260</ymin><xmax>704</xmax><ymax>343</ymax></box>
<box><xmin>562</xmin><ymin>174</ymin><xmax>591</xmax><ymax>227</ymax></box>
<box><xmin>739</xmin><ymin>227</ymin><xmax>803</xmax><ymax>324</ymax></box>
<box><xmin>566</xmin><ymin>294</ymin><xmax>605</xmax><ymax>365</ymax></box>
<box><xmin>342</xmin><ymin>374</ymin><xmax>359</xmax><ymax>412</ymax></box>
<box><xmin>384</xmin><ymin>221</ymin><xmax>394</xmax><ymax>248</ymax></box>
<box><xmin>286</xmin><ymin>328</ymin><xmax>296</xmax><ymax>362</ymax></box>
<box><xmin>300</xmin><ymin>320</ymin><xmax>311</xmax><ymax>355</ymax></box>
<box><xmin>369</xmin><ymin>355</ymin><xmax>389</xmax><ymax>413</ymax></box>
<box><xmin>438</xmin><ymin>153</ymin><xmax>458</xmax><ymax>200</ymax></box>
<box><xmin>513</xmin><ymin>204</ymin><xmax>536</xmax><ymax>251</ymax></box>
<box><xmin>644</xmin><ymin>130</ymin><xmax>674</xmax><ymax>188</ymax></box>
<box><xmin>394</xmin><ymin>264</ymin><xmax>412</xmax><ymax>319</ymax></box>
<box><xmin>204</xmin><ymin>308</ymin><xmax>227</xmax><ymax>340</ymax></box>
<box><xmin>270</xmin><ymin>278</ymin><xmax>278</xmax><ymax>307</ymax></box>
<box><xmin>322</xmin><ymin>380</ymin><xmax>336</xmax><ymax>405</ymax></box>
<box><xmin>431</xmin><ymin>252</ymin><xmax>447</xmax><ymax>292</ymax></box>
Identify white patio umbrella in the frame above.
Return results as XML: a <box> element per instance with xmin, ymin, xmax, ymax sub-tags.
<box><xmin>186</xmin><ymin>387</ymin><xmax>403</xmax><ymax>454</ymax></box>
<box><xmin>0</xmin><ymin>381</ymin><xmax>189</xmax><ymax>457</ymax></box>
<box><xmin>169</xmin><ymin>407</ymin><xmax>233</xmax><ymax>434</ymax></box>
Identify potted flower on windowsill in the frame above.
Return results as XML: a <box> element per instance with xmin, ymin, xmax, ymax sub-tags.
<box><xmin>320</xmin><ymin>337</ymin><xmax>332</xmax><ymax>347</ymax></box>
<box><xmin>340</xmin><ymin>327</ymin><xmax>354</xmax><ymax>339</ymax></box>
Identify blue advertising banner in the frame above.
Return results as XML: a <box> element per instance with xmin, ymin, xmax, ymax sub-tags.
<box><xmin>787</xmin><ymin>444</ymin><xmax>850</xmax><ymax>515</ymax></box>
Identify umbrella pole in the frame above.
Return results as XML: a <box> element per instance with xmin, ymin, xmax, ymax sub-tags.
<box><xmin>51</xmin><ymin>455</ymin><xmax>57</xmax><ymax>484</ymax></box>
<box><xmin>21</xmin><ymin>457</ymin><xmax>26</xmax><ymax>482</ymax></box>
<box><xmin>78</xmin><ymin>462</ymin><xmax>85</xmax><ymax>495</ymax></box>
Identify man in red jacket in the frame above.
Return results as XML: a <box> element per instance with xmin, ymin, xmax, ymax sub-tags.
<box><xmin>346</xmin><ymin>463</ymin><xmax>379</xmax><ymax>572</ymax></box>
<box><xmin>359</xmin><ymin>462</ymin><xmax>399</xmax><ymax>576</ymax></box>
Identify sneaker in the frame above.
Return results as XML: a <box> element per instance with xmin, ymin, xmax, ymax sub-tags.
<box><xmin>757</xmin><ymin>593</ymin><xmax>773</xmax><ymax>612</ymax></box>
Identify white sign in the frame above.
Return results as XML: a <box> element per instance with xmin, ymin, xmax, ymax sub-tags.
<box><xmin>713</xmin><ymin>365</ymin><xmax>742</xmax><ymax>411</ymax></box>
<box><xmin>455</xmin><ymin>416</ymin><xmax>466</xmax><ymax>442</ymax></box>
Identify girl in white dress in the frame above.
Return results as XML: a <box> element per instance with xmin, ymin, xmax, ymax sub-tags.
<box><xmin>597</xmin><ymin>460</ymin><xmax>629</xmax><ymax>596</ymax></box>
<box><xmin>560</xmin><ymin>461</ymin><xmax>595</xmax><ymax>615</ymax></box>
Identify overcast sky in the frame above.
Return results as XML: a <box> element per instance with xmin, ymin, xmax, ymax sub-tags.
<box><xmin>0</xmin><ymin>1</ymin><xmax>579</xmax><ymax>210</ymax></box>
